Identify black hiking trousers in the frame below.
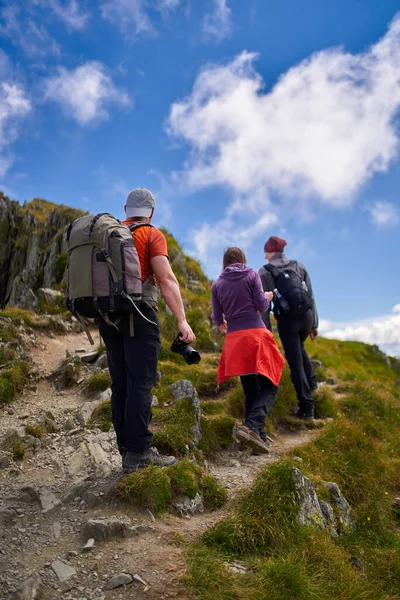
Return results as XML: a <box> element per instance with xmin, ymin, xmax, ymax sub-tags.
<box><xmin>240</xmin><ymin>374</ymin><xmax>278</xmax><ymax>435</ymax></box>
<box><xmin>277</xmin><ymin>309</ymin><xmax>317</xmax><ymax>415</ymax></box>
<box><xmin>97</xmin><ymin>308</ymin><xmax>160</xmax><ymax>455</ymax></box>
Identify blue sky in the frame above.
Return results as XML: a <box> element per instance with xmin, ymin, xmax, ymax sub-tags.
<box><xmin>1</xmin><ymin>0</ymin><xmax>400</xmax><ymax>354</ymax></box>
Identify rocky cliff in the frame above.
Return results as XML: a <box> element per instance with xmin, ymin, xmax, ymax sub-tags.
<box><xmin>0</xmin><ymin>193</ymin><xmax>84</xmax><ymax>310</ymax></box>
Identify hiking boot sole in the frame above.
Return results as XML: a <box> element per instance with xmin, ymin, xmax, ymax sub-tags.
<box><xmin>237</xmin><ymin>428</ymin><xmax>270</xmax><ymax>454</ymax></box>
<box><xmin>123</xmin><ymin>457</ymin><xmax>177</xmax><ymax>473</ymax></box>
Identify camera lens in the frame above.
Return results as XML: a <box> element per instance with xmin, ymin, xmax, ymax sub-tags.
<box><xmin>170</xmin><ymin>334</ymin><xmax>201</xmax><ymax>365</ymax></box>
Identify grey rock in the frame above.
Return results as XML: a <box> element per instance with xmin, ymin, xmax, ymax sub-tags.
<box><xmin>82</xmin><ymin>517</ymin><xmax>132</xmax><ymax>541</ymax></box>
<box><xmin>48</xmin><ymin>355</ymin><xmax>81</xmax><ymax>389</ymax></box>
<box><xmin>105</xmin><ymin>573</ymin><xmax>133</xmax><ymax>590</ymax></box>
<box><xmin>19</xmin><ymin>486</ymin><xmax>40</xmax><ymax>503</ymax></box>
<box><xmin>39</xmin><ymin>490</ymin><xmax>61</xmax><ymax>513</ymax></box>
<box><xmin>132</xmin><ymin>524</ymin><xmax>155</xmax><ymax>534</ymax></box>
<box><xmin>223</xmin><ymin>562</ymin><xmax>250</xmax><ymax>574</ymax></box>
<box><xmin>151</xmin><ymin>395</ymin><xmax>159</xmax><ymax>407</ymax></box>
<box><xmin>133</xmin><ymin>573</ymin><xmax>148</xmax><ymax>586</ymax></box>
<box><xmin>293</xmin><ymin>468</ymin><xmax>327</xmax><ymax>530</ymax></box>
<box><xmin>327</xmin><ymin>378</ymin><xmax>337</xmax><ymax>385</ymax></box>
<box><xmin>169</xmin><ymin>379</ymin><xmax>201</xmax><ymax>446</ymax></box>
<box><xmin>325</xmin><ymin>482</ymin><xmax>355</xmax><ymax>533</ymax></box>
<box><xmin>80</xmin><ymin>351</ymin><xmax>99</xmax><ymax>364</ymax></box>
<box><xmin>75</xmin><ymin>348</ymin><xmax>87</xmax><ymax>354</ymax></box>
<box><xmin>25</xmin><ymin>385</ymin><xmax>38</xmax><ymax>392</ymax></box>
<box><xmin>318</xmin><ymin>498</ymin><xmax>337</xmax><ymax>537</ymax></box>
<box><xmin>8</xmin><ymin>280</ymin><xmax>39</xmax><ymax>313</ymax></box>
<box><xmin>52</xmin><ymin>522</ymin><xmax>61</xmax><ymax>539</ymax></box>
<box><xmin>311</xmin><ymin>359</ymin><xmax>323</xmax><ymax>369</ymax></box>
<box><xmin>84</xmin><ymin>440</ymin><xmax>113</xmax><ymax>476</ymax></box>
<box><xmin>38</xmin><ymin>287</ymin><xmax>63</xmax><ymax>305</ymax></box>
<box><xmin>174</xmin><ymin>493</ymin><xmax>204</xmax><ymax>517</ymax></box>
<box><xmin>11</xmin><ymin>573</ymin><xmax>42</xmax><ymax>599</ymax></box>
<box><xmin>155</xmin><ymin>369</ymin><xmax>162</xmax><ymax>386</ymax></box>
<box><xmin>349</xmin><ymin>556</ymin><xmax>365</xmax><ymax>572</ymax></box>
<box><xmin>83</xmin><ymin>538</ymin><xmax>95</xmax><ymax>552</ymax></box>
<box><xmin>0</xmin><ymin>507</ymin><xmax>18</xmax><ymax>526</ymax></box>
<box><xmin>51</xmin><ymin>559</ymin><xmax>76</xmax><ymax>582</ymax></box>
<box><xmin>96</xmin><ymin>353</ymin><xmax>108</xmax><ymax>370</ymax></box>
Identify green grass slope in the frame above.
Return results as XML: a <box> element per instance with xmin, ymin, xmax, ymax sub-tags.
<box><xmin>184</xmin><ymin>339</ymin><xmax>400</xmax><ymax>600</ymax></box>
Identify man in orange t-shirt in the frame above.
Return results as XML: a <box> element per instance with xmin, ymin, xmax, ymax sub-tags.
<box><xmin>97</xmin><ymin>188</ymin><xmax>195</xmax><ymax>472</ymax></box>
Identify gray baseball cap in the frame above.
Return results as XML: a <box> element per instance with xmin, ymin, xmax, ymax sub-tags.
<box><xmin>125</xmin><ymin>188</ymin><xmax>156</xmax><ymax>218</ymax></box>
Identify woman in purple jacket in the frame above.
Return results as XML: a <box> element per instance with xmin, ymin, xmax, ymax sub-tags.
<box><xmin>212</xmin><ymin>247</ymin><xmax>285</xmax><ymax>453</ymax></box>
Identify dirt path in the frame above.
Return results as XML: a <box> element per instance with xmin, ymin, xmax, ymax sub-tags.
<box><xmin>0</xmin><ymin>330</ymin><xmax>324</xmax><ymax>600</ymax></box>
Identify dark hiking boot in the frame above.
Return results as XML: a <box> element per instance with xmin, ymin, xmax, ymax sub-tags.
<box><xmin>123</xmin><ymin>447</ymin><xmax>176</xmax><ymax>473</ymax></box>
<box><xmin>297</xmin><ymin>411</ymin><xmax>314</xmax><ymax>421</ymax></box>
<box><xmin>259</xmin><ymin>430</ymin><xmax>274</xmax><ymax>445</ymax></box>
<box><xmin>237</xmin><ymin>425</ymin><xmax>270</xmax><ymax>454</ymax></box>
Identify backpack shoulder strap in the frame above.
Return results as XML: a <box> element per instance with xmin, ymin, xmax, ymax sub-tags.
<box><xmin>127</xmin><ymin>222</ymin><xmax>154</xmax><ymax>232</ymax></box>
<box><xmin>264</xmin><ymin>263</ymin><xmax>279</xmax><ymax>281</ymax></box>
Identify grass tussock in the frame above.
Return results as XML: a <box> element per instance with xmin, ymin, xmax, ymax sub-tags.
<box><xmin>153</xmin><ymin>396</ymin><xmax>196</xmax><ymax>456</ymax></box>
<box><xmin>168</xmin><ymin>458</ymin><xmax>202</xmax><ymax>498</ymax></box>
<box><xmin>204</xmin><ymin>461</ymin><xmax>303</xmax><ymax>556</ymax></box>
<box><xmin>24</xmin><ymin>424</ymin><xmax>46</xmax><ymax>438</ymax></box>
<box><xmin>198</xmin><ymin>414</ymin><xmax>236</xmax><ymax>454</ymax></box>
<box><xmin>85</xmin><ymin>372</ymin><xmax>111</xmax><ymax>396</ymax></box>
<box><xmin>118</xmin><ymin>465</ymin><xmax>172</xmax><ymax>513</ymax></box>
<box><xmin>313</xmin><ymin>385</ymin><xmax>338</xmax><ymax>419</ymax></box>
<box><xmin>2</xmin><ymin>430</ymin><xmax>26</xmax><ymax>461</ymax></box>
<box><xmin>0</xmin><ymin>359</ymin><xmax>30</xmax><ymax>405</ymax></box>
<box><xmin>88</xmin><ymin>400</ymin><xmax>112</xmax><ymax>432</ymax></box>
<box><xmin>117</xmin><ymin>461</ymin><xmax>227</xmax><ymax>514</ymax></box>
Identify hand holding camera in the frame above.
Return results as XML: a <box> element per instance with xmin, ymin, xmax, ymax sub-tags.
<box><xmin>171</xmin><ymin>333</ymin><xmax>201</xmax><ymax>365</ymax></box>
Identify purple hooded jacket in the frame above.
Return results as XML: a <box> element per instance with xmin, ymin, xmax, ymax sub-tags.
<box><xmin>211</xmin><ymin>264</ymin><xmax>270</xmax><ymax>333</ymax></box>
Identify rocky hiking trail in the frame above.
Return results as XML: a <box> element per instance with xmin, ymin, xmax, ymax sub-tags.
<box><xmin>0</xmin><ymin>329</ymin><xmax>326</xmax><ymax>600</ymax></box>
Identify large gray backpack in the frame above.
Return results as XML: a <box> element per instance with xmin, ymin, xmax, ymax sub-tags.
<box><xmin>65</xmin><ymin>213</ymin><xmax>156</xmax><ymax>320</ymax></box>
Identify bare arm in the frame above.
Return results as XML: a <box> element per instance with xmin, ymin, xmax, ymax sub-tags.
<box><xmin>151</xmin><ymin>255</ymin><xmax>195</xmax><ymax>343</ymax></box>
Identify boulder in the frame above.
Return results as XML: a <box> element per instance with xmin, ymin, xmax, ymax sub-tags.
<box><xmin>38</xmin><ymin>287</ymin><xmax>63</xmax><ymax>305</ymax></box>
<box><xmin>82</xmin><ymin>516</ymin><xmax>132</xmax><ymax>541</ymax></box>
<box><xmin>325</xmin><ymin>482</ymin><xmax>355</xmax><ymax>533</ymax></box>
<box><xmin>311</xmin><ymin>359</ymin><xmax>323</xmax><ymax>369</ymax></box>
<box><xmin>173</xmin><ymin>493</ymin><xmax>204</xmax><ymax>517</ymax></box>
<box><xmin>51</xmin><ymin>559</ymin><xmax>76</xmax><ymax>582</ymax></box>
<box><xmin>11</xmin><ymin>574</ymin><xmax>42</xmax><ymax>600</ymax></box>
<box><xmin>80</xmin><ymin>351</ymin><xmax>99</xmax><ymax>364</ymax></box>
<box><xmin>7</xmin><ymin>279</ymin><xmax>39</xmax><ymax>313</ymax></box>
<box><xmin>105</xmin><ymin>573</ymin><xmax>133</xmax><ymax>590</ymax></box>
<box><xmin>292</xmin><ymin>468</ymin><xmax>328</xmax><ymax>531</ymax></box>
<box><xmin>169</xmin><ymin>379</ymin><xmax>201</xmax><ymax>446</ymax></box>
<box><xmin>96</xmin><ymin>352</ymin><xmax>108</xmax><ymax>369</ymax></box>
<box><xmin>48</xmin><ymin>354</ymin><xmax>81</xmax><ymax>389</ymax></box>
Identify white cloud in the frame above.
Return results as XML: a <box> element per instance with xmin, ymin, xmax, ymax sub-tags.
<box><xmin>168</xmin><ymin>15</ymin><xmax>400</xmax><ymax>205</ymax></box>
<box><xmin>0</xmin><ymin>59</ymin><xmax>31</xmax><ymax>176</ymax></box>
<box><xmin>100</xmin><ymin>0</ymin><xmax>180</xmax><ymax>38</ymax></box>
<box><xmin>43</xmin><ymin>0</ymin><xmax>90</xmax><ymax>30</ymax></box>
<box><xmin>192</xmin><ymin>207</ymin><xmax>277</xmax><ymax>272</ymax></box>
<box><xmin>322</xmin><ymin>312</ymin><xmax>400</xmax><ymax>357</ymax></box>
<box><xmin>0</xmin><ymin>3</ymin><xmax>60</xmax><ymax>57</ymax></box>
<box><xmin>369</xmin><ymin>200</ymin><xmax>399</xmax><ymax>227</ymax></box>
<box><xmin>393</xmin><ymin>303</ymin><xmax>400</xmax><ymax>313</ymax></box>
<box><xmin>44</xmin><ymin>62</ymin><xmax>130</xmax><ymax>125</ymax></box>
<box><xmin>203</xmin><ymin>0</ymin><xmax>232</xmax><ymax>42</ymax></box>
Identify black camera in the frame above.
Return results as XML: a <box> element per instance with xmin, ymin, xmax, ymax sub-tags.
<box><xmin>170</xmin><ymin>333</ymin><xmax>201</xmax><ymax>365</ymax></box>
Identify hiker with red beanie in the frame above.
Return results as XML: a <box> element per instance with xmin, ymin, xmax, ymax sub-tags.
<box><xmin>212</xmin><ymin>247</ymin><xmax>285</xmax><ymax>453</ymax></box>
<box><xmin>259</xmin><ymin>236</ymin><xmax>319</xmax><ymax>420</ymax></box>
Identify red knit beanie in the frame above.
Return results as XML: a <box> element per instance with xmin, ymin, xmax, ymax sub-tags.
<box><xmin>264</xmin><ymin>236</ymin><xmax>287</xmax><ymax>253</ymax></box>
